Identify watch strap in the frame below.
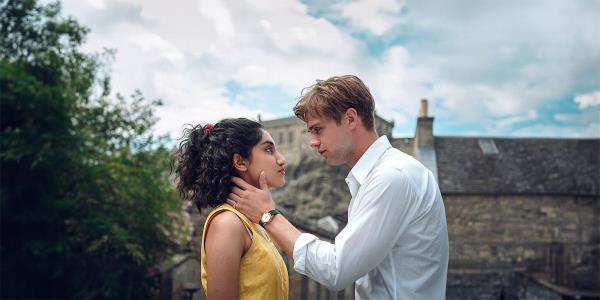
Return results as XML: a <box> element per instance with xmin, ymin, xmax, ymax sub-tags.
<box><xmin>259</xmin><ymin>209</ymin><xmax>281</xmax><ymax>227</ymax></box>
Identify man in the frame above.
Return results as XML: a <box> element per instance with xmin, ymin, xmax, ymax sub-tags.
<box><xmin>228</xmin><ymin>75</ymin><xmax>448</xmax><ymax>299</ymax></box>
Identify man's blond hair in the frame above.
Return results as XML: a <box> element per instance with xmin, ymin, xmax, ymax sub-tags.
<box><xmin>293</xmin><ymin>75</ymin><xmax>375</xmax><ymax>129</ymax></box>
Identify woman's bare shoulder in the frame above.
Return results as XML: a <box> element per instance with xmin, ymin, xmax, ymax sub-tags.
<box><xmin>205</xmin><ymin>210</ymin><xmax>250</xmax><ymax>255</ymax></box>
<box><xmin>206</xmin><ymin>210</ymin><xmax>247</xmax><ymax>237</ymax></box>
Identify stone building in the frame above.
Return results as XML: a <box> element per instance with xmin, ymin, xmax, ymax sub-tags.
<box><xmin>260</xmin><ymin>113</ymin><xmax>394</xmax><ymax>165</ymax></box>
<box><xmin>397</xmin><ymin>100</ymin><xmax>600</xmax><ymax>298</ymax></box>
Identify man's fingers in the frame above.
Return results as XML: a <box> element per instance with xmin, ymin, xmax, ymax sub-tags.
<box><xmin>259</xmin><ymin>171</ymin><xmax>269</xmax><ymax>191</ymax></box>
<box><xmin>226</xmin><ymin>199</ymin><xmax>237</xmax><ymax>207</ymax></box>
<box><xmin>228</xmin><ymin>193</ymin><xmax>241</xmax><ymax>202</ymax></box>
<box><xmin>231</xmin><ymin>186</ymin><xmax>244</xmax><ymax>196</ymax></box>
<box><xmin>231</xmin><ymin>176</ymin><xmax>254</xmax><ymax>190</ymax></box>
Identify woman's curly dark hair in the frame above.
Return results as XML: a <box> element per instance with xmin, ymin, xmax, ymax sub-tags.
<box><xmin>173</xmin><ymin>118</ymin><xmax>263</xmax><ymax>212</ymax></box>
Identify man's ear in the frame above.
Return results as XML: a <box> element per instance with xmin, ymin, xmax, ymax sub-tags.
<box><xmin>345</xmin><ymin>108</ymin><xmax>358</xmax><ymax>129</ymax></box>
<box><xmin>232</xmin><ymin>153</ymin><xmax>249</xmax><ymax>172</ymax></box>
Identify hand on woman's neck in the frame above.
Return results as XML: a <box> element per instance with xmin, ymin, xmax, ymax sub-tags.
<box><xmin>237</xmin><ymin>173</ymin><xmax>259</xmax><ymax>189</ymax></box>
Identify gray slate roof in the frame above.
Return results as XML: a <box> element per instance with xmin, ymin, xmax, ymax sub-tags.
<box><xmin>435</xmin><ymin>137</ymin><xmax>600</xmax><ymax>196</ymax></box>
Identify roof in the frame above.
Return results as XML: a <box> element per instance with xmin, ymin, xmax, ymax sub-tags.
<box><xmin>375</xmin><ymin>114</ymin><xmax>394</xmax><ymax>126</ymax></box>
<box><xmin>435</xmin><ymin>137</ymin><xmax>600</xmax><ymax>196</ymax></box>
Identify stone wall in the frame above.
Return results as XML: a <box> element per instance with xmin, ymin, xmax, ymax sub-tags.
<box><xmin>444</xmin><ymin>194</ymin><xmax>600</xmax><ymax>291</ymax></box>
<box><xmin>446</xmin><ymin>271</ymin><xmax>591</xmax><ymax>300</ymax></box>
<box><xmin>391</xmin><ymin>137</ymin><xmax>415</xmax><ymax>156</ymax></box>
<box><xmin>158</xmin><ymin>255</ymin><xmax>202</xmax><ymax>300</ymax></box>
<box><xmin>446</xmin><ymin>270</ymin><xmax>512</xmax><ymax>300</ymax></box>
<box><xmin>268</xmin><ymin>120</ymin><xmax>309</xmax><ymax>166</ymax></box>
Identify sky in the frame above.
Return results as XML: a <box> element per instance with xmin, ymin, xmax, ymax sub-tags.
<box><xmin>54</xmin><ymin>0</ymin><xmax>600</xmax><ymax>139</ymax></box>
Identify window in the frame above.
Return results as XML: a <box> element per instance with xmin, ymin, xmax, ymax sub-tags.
<box><xmin>478</xmin><ymin>139</ymin><xmax>499</xmax><ymax>155</ymax></box>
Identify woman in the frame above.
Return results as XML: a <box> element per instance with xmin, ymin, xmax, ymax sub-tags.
<box><xmin>173</xmin><ymin>118</ymin><xmax>288</xmax><ymax>299</ymax></box>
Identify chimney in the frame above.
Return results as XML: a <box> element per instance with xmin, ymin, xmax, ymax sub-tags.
<box><xmin>414</xmin><ymin>98</ymin><xmax>438</xmax><ymax>181</ymax></box>
<box><xmin>419</xmin><ymin>99</ymin><xmax>428</xmax><ymax>118</ymax></box>
<box><xmin>415</xmin><ymin>99</ymin><xmax>434</xmax><ymax>147</ymax></box>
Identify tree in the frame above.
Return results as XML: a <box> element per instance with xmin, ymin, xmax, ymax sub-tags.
<box><xmin>0</xmin><ymin>1</ymin><xmax>187</xmax><ymax>298</ymax></box>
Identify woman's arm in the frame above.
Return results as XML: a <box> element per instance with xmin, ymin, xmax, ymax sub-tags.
<box><xmin>204</xmin><ymin>211</ymin><xmax>250</xmax><ymax>300</ymax></box>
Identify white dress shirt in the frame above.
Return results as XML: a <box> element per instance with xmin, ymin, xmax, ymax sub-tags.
<box><xmin>293</xmin><ymin>136</ymin><xmax>449</xmax><ymax>299</ymax></box>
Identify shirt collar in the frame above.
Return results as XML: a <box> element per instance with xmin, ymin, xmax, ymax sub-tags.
<box><xmin>347</xmin><ymin>135</ymin><xmax>392</xmax><ymax>185</ymax></box>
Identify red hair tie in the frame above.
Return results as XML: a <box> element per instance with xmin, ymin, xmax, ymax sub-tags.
<box><xmin>204</xmin><ymin>123</ymin><xmax>214</xmax><ymax>134</ymax></box>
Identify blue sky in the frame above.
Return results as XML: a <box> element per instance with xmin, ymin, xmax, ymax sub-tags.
<box><xmin>56</xmin><ymin>0</ymin><xmax>600</xmax><ymax>138</ymax></box>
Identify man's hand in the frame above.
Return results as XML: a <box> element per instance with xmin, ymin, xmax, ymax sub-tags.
<box><xmin>227</xmin><ymin>171</ymin><xmax>276</xmax><ymax>223</ymax></box>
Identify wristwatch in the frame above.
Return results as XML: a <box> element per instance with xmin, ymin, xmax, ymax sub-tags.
<box><xmin>259</xmin><ymin>209</ymin><xmax>281</xmax><ymax>227</ymax></box>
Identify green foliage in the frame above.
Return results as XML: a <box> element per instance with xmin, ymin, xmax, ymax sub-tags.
<box><xmin>0</xmin><ymin>0</ymin><xmax>186</xmax><ymax>298</ymax></box>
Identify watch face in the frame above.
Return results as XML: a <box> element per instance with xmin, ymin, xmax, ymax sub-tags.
<box><xmin>261</xmin><ymin>213</ymin><xmax>271</xmax><ymax>223</ymax></box>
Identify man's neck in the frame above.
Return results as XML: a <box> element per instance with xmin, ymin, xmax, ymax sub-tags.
<box><xmin>346</xmin><ymin>130</ymin><xmax>379</xmax><ymax>168</ymax></box>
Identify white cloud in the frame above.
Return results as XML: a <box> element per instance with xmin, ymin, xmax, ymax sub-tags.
<box><xmin>551</xmin><ymin>107</ymin><xmax>600</xmax><ymax>138</ymax></box>
<box><xmin>338</xmin><ymin>0</ymin><xmax>406</xmax><ymax>35</ymax></box>
<box><xmin>511</xmin><ymin>122</ymin><xmax>600</xmax><ymax>138</ymax></box>
<box><xmin>497</xmin><ymin>110</ymin><xmax>538</xmax><ymax>128</ymax></box>
<box><xmin>58</xmin><ymin>0</ymin><xmax>367</xmax><ymax>137</ymax></box>
<box><xmin>56</xmin><ymin>0</ymin><xmax>600</xmax><ymax>139</ymax></box>
<box><xmin>390</xmin><ymin>1</ymin><xmax>599</xmax><ymax>117</ymax></box>
<box><xmin>86</xmin><ymin>0</ymin><xmax>105</xmax><ymax>9</ymax></box>
<box><xmin>362</xmin><ymin>46</ymin><xmax>431</xmax><ymax>128</ymax></box>
<box><xmin>198</xmin><ymin>0</ymin><xmax>235</xmax><ymax>37</ymax></box>
<box><xmin>574</xmin><ymin>91</ymin><xmax>600</xmax><ymax>108</ymax></box>
<box><xmin>132</xmin><ymin>31</ymin><xmax>184</xmax><ymax>66</ymax></box>
<box><xmin>425</xmin><ymin>82</ymin><xmax>529</xmax><ymax>123</ymax></box>
<box><xmin>153</xmin><ymin>79</ymin><xmax>272</xmax><ymax>137</ymax></box>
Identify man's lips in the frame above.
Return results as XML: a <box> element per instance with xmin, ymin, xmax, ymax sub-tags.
<box><xmin>278</xmin><ymin>169</ymin><xmax>285</xmax><ymax>175</ymax></box>
<box><xmin>318</xmin><ymin>150</ymin><xmax>326</xmax><ymax>156</ymax></box>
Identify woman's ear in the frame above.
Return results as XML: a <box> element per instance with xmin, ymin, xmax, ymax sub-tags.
<box><xmin>232</xmin><ymin>153</ymin><xmax>249</xmax><ymax>172</ymax></box>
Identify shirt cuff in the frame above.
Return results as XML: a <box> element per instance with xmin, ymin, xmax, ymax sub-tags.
<box><xmin>293</xmin><ymin>233</ymin><xmax>318</xmax><ymax>274</ymax></box>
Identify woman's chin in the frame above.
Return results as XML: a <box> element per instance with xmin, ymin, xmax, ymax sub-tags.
<box><xmin>268</xmin><ymin>178</ymin><xmax>285</xmax><ymax>188</ymax></box>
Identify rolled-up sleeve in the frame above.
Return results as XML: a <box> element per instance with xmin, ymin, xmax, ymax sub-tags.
<box><xmin>291</xmin><ymin>168</ymin><xmax>418</xmax><ymax>291</ymax></box>
<box><xmin>293</xmin><ymin>233</ymin><xmax>319</xmax><ymax>273</ymax></box>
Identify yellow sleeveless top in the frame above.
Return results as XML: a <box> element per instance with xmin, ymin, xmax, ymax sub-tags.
<box><xmin>201</xmin><ymin>204</ymin><xmax>289</xmax><ymax>299</ymax></box>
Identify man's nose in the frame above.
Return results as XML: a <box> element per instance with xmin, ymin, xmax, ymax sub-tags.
<box><xmin>309</xmin><ymin>138</ymin><xmax>320</xmax><ymax>150</ymax></box>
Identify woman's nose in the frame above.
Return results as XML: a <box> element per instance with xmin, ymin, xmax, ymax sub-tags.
<box><xmin>277</xmin><ymin>153</ymin><xmax>286</xmax><ymax>165</ymax></box>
